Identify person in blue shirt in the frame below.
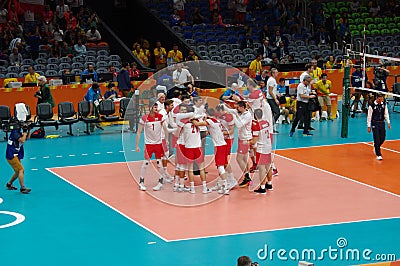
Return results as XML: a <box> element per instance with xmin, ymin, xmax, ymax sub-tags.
<box><xmin>220</xmin><ymin>83</ymin><xmax>243</xmax><ymax>102</ymax></box>
<box><xmin>351</xmin><ymin>64</ymin><xmax>370</xmax><ymax>112</ymax></box>
<box><xmin>84</xmin><ymin>82</ymin><xmax>103</xmax><ymax>131</ymax></box>
<box><xmin>80</xmin><ymin>63</ymin><xmax>98</xmax><ymax>83</ymax></box>
<box><xmin>103</xmin><ymin>82</ymin><xmax>118</xmax><ymax>100</ymax></box>
<box><xmin>5</xmin><ymin>121</ymin><xmax>31</xmax><ymax>194</ymax></box>
<box><xmin>277</xmin><ymin>78</ymin><xmax>287</xmax><ymax>95</ymax></box>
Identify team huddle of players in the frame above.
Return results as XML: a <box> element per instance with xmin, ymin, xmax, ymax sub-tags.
<box><xmin>135</xmin><ymin>81</ymin><xmax>276</xmax><ymax>195</ymax></box>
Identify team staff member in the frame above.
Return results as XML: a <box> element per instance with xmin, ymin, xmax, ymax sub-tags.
<box><xmin>5</xmin><ymin>120</ymin><xmax>31</xmax><ymax>194</ymax></box>
<box><xmin>24</xmin><ymin>66</ymin><xmax>40</xmax><ymax>83</ymax></box>
<box><xmin>367</xmin><ymin>93</ymin><xmax>391</xmax><ymax>160</ymax></box>
<box><xmin>35</xmin><ymin>75</ymin><xmax>55</xmax><ymax>108</ymax></box>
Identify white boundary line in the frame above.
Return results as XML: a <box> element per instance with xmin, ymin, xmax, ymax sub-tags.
<box><xmin>45</xmin><ymin>167</ymin><xmax>169</xmax><ymax>243</ymax></box>
<box><xmin>362</xmin><ymin>142</ymin><xmax>400</xmax><ymax>155</ymax></box>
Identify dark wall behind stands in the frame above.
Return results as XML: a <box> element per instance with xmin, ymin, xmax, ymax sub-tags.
<box><xmin>86</xmin><ymin>0</ymin><xmax>189</xmax><ymax>69</ymax></box>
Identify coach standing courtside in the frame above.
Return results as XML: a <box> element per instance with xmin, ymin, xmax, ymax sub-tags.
<box><xmin>367</xmin><ymin>93</ymin><xmax>391</xmax><ymax>160</ymax></box>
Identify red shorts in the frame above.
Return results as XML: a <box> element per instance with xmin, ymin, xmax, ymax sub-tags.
<box><xmin>144</xmin><ymin>144</ymin><xmax>164</xmax><ymax>159</ymax></box>
<box><xmin>162</xmin><ymin>139</ymin><xmax>168</xmax><ymax>155</ymax></box>
<box><xmin>176</xmin><ymin>144</ymin><xmax>187</xmax><ymax>165</ymax></box>
<box><xmin>225</xmin><ymin>138</ymin><xmax>233</xmax><ymax>155</ymax></box>
<box><xmin>184</xmin><ymin>147</ymin><xmax>204</xmax><ymax>163</ymax></box>
<box><xmin>256</xmin><ymin>152</ymin><xmax>272</xmax><ymax>165</ymax></box>
<box><xmin>237</xmin><ymin>139</ymin><xmax>250</xmax><ymax>154</ymax></box>
<box><xmin>171</xmin><ymin>135</ymin><xmax>178</xmax><ymax>149</ymax></box>
<box><xmin>215</xmin><ymin>144</ymin><xmax>229</xmax><ymax>166</ymax></box>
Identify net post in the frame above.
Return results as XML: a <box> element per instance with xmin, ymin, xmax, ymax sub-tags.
<box><xmin>341</xmin><ymin>65</ymin><xmax>351</xmax><ymax>138</ymax></box>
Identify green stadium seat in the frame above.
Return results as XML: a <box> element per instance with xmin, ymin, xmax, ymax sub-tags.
<box><xmin>351</xmin><ymin>13</ymin><xmax>360</xmax><ymax>19</ymax></box>
<box><xmin>348</xmin><ymin>18</ymin><xmax>354</xmax><ymax>24</ymax></box>
<box><xmin>364</xmin><ymin>18</ymin><xmax>373</xmax><ymax>24</ymax></box>
<box><xmin>360</xmin><ymin>12</ymin><xmax>369</xmax><ymax>19</ymax></box>
<box><xmin>388</xmin><ymin>23</ymin><xmax>397</xmax><ymax>29</ymax></box>
<box><xmin>349</xmin><ymin>25</ymin><xmax>357</xmax><ymax>31</ymax></box>
<box><xmin>352</xmin><ymin>30</ymin><xmax>361</xmax><ymax>37</ymax></box>
<box><xmin>381</xmin><ymin>29</ymin><xmax>390</xmax><ymax>35</ymax></box>
<box><xmin>336</xmin><ymin>2</ymin><xmax>346</xmax><ymax>8</ymax></box>
<box><xmin>377</xmin><ymin>23</ymin><xmax>387</xmax><ymax>30</ymax></box>
<box><xmin>374</xmin><ymin>17</ymin><xmax>383</xmax><ymax>24</ymax></box>
<box><xmin>357</xmin><ymin>24</ymin><xmax>365</xmax><ymax>31</ymax></box>
<box><xmin>384</xmin><ymin>17</ymin><xmax>393</xmax><ymax>24</ymax></box>
<box><xmin>367</xmin><ymin>24</ymin><xmax>377</xmax><ymax>30</ymax></box>
<box><xmin>391</xmin><ymin>28</ymin><xmax>400</xmax><ymax>34</ymax></box>
<box><xmin>339</xmin><ymin>7</ymin><xmax>348</xmax><ymax>13</ymax></box>
<box><xmin>354</xmin><ymin>18</ymin><xmax>364</xmax><ymax>24</ymax></box>
<box><xmin>359</xmin><ymin>6</ymin><xmax>368</xmax><ymax>12</ymax></box>
<box><xmin>370</xmin><ymin>29</ymin><xmax>380</xmax><ymax>36</ymax></box>
<box><xmin>394</xmin><ymin>17</ymin><xmax>400</xmax><ymax>23</ymax></box>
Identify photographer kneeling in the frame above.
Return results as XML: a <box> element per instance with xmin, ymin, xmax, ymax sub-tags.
<box><xmin>5</xmin><ymin>119</ymin><xmax>31</xmax><ymax>194</ymax></box>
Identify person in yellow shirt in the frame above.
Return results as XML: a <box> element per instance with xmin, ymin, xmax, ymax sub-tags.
<box><xmin>167</xmin><ymin>44</ymin><xmax>183</xmax><ymax>65</ymax></box>
<box><xmin>248</xmin><ymin>54</ymin><xmax>263</xmax><ymax>79</ymax></box>
<box><xmin>315</xmin><ymin>73</ymin><xmax>332</xmax><ymax>120</ymax></box>
<box><xmin>24</xmin><ymin>66</ymin><xmax>40</xmax><ymax>84</ymax></box>
<box><xmin>132</xmin><ymin>43</ymin><xmax>149</xmax><ymax>67</ymax></box>
<box><xmin>153</xmin><ymin>40</ymin><xmax>167</xmax><ymax>70</ymax></box>
<box><xmin>311</xmin><ymin>59</ymin><xmax>322</xmax><ymax>83</ymax></box>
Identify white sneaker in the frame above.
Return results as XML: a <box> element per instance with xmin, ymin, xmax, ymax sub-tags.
<box><xmin>189</xmin><ymin>188</ymin><xmax>196</xmax><ymax>194</ymax></box>
<box><xmin>210</xmin><ymin>184</ymin><xmax>220</xmax><ymax>191</ymax></box>
<box><xmin>202</xmin><ymin>187</ymin><xmax>212</xmax><ymax>194</ymax></box>
<box><xmin>139</xmin><ymin>182</ymin><xmax>147</xmax><ymax>191</ymax></box>
<box><xmin>173</xmin><ymin>184</ymin><xmax>179</xmax><ymax>192</ymax></box>
<box><xmin>153</xmin><ymin>182</ymin><xmax>163</xmax><ymax>191</ymax></box>
<box><xmin>227</xmin><ymin>178</ymin><xmax>238</xmax><ymax>190</ymax></box>
<box><xmin>218</xmin><ymin>186</ymin><xmax>230</xmax><ymax>195</ymax></box>
<box><xmin>377</xmin><ymin>156</ymin><xmax>383</xmax><ymax>160</ymax></box>
<box><xmin>164</xmin><ymin>175</ymin><xmax>173</xmax><ymax>183</ymax></box>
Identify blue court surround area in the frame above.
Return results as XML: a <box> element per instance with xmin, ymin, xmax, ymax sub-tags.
<box><xmin>0</xmin><ymin>107</ymin><xmax>399</xmax><ymax>266</ymax></box>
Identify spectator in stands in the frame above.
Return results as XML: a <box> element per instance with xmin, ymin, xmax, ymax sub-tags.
<box><xmin>173</xmin><ymin>0</ymin><xmax>186</xmax><ymax>20</ymax></box>
<box><xmin>52</xmin><ymin>24</ymin><xmax>64</xmax><ymax>45</ymax></box>
<box><xmin>369</xmin><ymin>1</ymin><xmax>381</xmax><ymax>17</ymax></box>
<box><xmin>313</xmin><ymin>8</ymin><xmax>325</xmax><ymax>29</ymax></box>
<box><xmin>55</xmin><ymin>0</ymin><xmax>69</xmax><ymax>29</ymax></box>
<box><xmin>61</xmin><ymin>41</ymin><xmax>73</xmax><ymax>57</ymax></box>
<box><xmin>275</xmin><ymin>40</ymin><xmax>289</xmax><ymax>62</ymax></box>
<box><xmin>325</xmin><ymin>13</ymin><xmax>337</xmax><ymax>45</ymax></box>
<box><xmin>74</xmin><ymin>38</ymin><xmax>86</xmax><ymax>56</ymax></box>
<box><xmin>154</xmin><ymin>40</ymin><xmax>167</xmax><ymax>70</ymax></box>
<box><xmin>312</xmin><ymin>26</ymin><xmax>330</xmax><ymax>47</ymax></box>
<box><xmin>185</xmin><ymin>49</ymin><xmax>198</xmax><ymax>61</ymax></box>
<box><xmin>167</xmin><ymin>44</ymin><xmax>183</xmax><ymax>65</ymax></box>
<box><xmin>271</xmin><ymin>29</ymin><xmax>288</xmax><ymax>47</ymax></box>
<box><xmin>81</xmin><ymin>63</ymin><xmax>98</xmax><ymax>82</ymax></box>
<box><xmin>338</xmin><ymin>18</ymin><xmax>350</xmax><ymax>44</ymax></box>
<box><xmin>235</xmin><ymin>0</ymin><xmax>248</xmax><ymax>24</ymax></box>
<box><xmin>308</xmin><ymin>0</ymin><xmax>323</xmax><ymax>25</ymax></box>
<box><xmin>50</xmin><ymin>40</ymin><xmax>62</xmax><ymax>58</ymax></box>
<box><xmin>170</xmin><ymin>9</ymin><xmax>186</xmax><ymax>27</ymax></box>
<box><xmin>42</xmin><ymin>5</ymin><xmax>54</xmax><ymax>33</ymax></box>
<box><xmin>240</xmin><ymin>32</ymin><xmax>253</xmax><ymax>50</ymax></box>
<box><xmin>117</xmin><ymin>62</ymin><xmax>133</xmax><ymax>97</ymax></box>
<box><xmin>88</xmin><ymin>12</ymin><xmax>100</xmax><ymax>29</ymax></box>
<box><xmin>258</xmin><ymin>39</ymin><xmax>273</xmax><ymax>64</ymax></box>
<box><xmin>0</xmin><ymin>7</ymin><xmax>8</xmax><ymax>29</ymax></box>
<box><xmin>103</xmin><ymin>82</ymin><xmax>118</xmax><ymax>100</ymax></box>
<box><xmin>286</xmin><ymin>3</ymin><xmax>302</xmax><ymax>34</ymax></box>
<box><xmin>211</xmin><ymin>10</ymin><xmax>225</xmax><ymax>27</ymax></box>
<box><xmin>35</xmin><ymin>76</ymin><xmax>55</xmax><ymax>108</ymax></box>
<box><xmin>274</xmin><ymin>2</ymin><xmax>287</xmax><ymax>29</ymax></box>
<box><xmin>132</xmin><ymin>43</ymin><xmax>149</xmax><ymax>67</ymax></box>
<box><xmin>108</xmin><ymin>65</ymin><xmax>118</xmax><ymax>81</ymax></box>
<box><xmin>209</xmin><ymin>0</ymin><xmax>220</xmax><ymax>18</ymax></box>
<box><xmin>259</xmin><ymin>25</ymin><xmax>271</xmax><ymax>43</ymax></box>
<box><xmin>27</xmin><ymin>28</ymin><xmax>41</xmax><ymax>60</ymax></box>
<box><xmin>9</xmin><ymin>47</ymin><xmax>22</xmax><ymax>66</ymax></box>
<box><xmin>8</xmin><ymin>37</ymin><xmax>22</xmax><ymax>52</ymax></box>
<box><xmin>325</xmin><ymin>55</ymin><xmax>337</xmax><ymax>69</ymax></box>
<box><xmin>25</xmin><ymin>66</ymin><xmax>40</xmax><ymax>84</ymax></box>
<box><xmin>86</xmin><ymin>26</ymin><xmax>101</xmax><ymax>44</ymax></box>
<box><xmin>131</xmin><ymin>62</ymin><xmax>141</xmax><ymax>78</ymax></box>
<box><xmin>191</xmin><ymin>7</ymin><xmax>205</xmax><ymax>25</ymax></box>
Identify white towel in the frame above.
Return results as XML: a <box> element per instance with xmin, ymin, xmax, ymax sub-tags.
<box><xmin>15</xmin><ymin>103</ymin><xmax>28</xmax><ymax>121</ymax></box>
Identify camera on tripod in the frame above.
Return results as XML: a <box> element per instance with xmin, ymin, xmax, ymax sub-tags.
<box><xmin>3</xmin><ymin>118</ymin><xmax>33</xmax><ymax>133</ymax></box>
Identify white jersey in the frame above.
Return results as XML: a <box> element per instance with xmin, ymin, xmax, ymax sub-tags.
<box><xmin>206</xmin><ymin>118</ymin><xmax>226</xmax><ymax>147</ymax></box>
<box><xmin>266</xmin><ymin>77</ymin><xmax>277</xmax><ymax>99</ymax></box>
<box><xmin>216</xmin><ymin>112</ymin><xmax>234</xmax><ymax>140</ymax></box>
<box><xmin>256</xmin><ymin>120</ymin><xmax>272</xmax><ymax>154</ymax></box>
<box><xmin>182</xmin><ymin>121</ymin><xmax>201</xmax><ymax>148</ymax></box>
<box><xmin>173</xmin><ymin>69</ymin><xmax>192</xmax><ymax>89</ymax></box>
<box><xmin>194</xmin><ymin>105</ymin><xmax>207</xmax><ymax>131</ymax></box>
<box><xmin>175</xmin><ymin>112</ymin><xmax>194</xmax><ymax>145</ymax></box>
<box><xmin>156</xmin><ymin>101</ymin><xmax>165</xmax><ymax>111</ymax></box>
<box><xmin>234</xmin><ymin>110</ymin><xmax>253</xmax><ymax>141</ymax></box>
<box><xmin>247</xmin><ymin>89</ymin><xmax>265</xmax><ymax>110</ymax></box>
<box><xmin>139</xmin><ymin>113</ymin><xmax>165</xmax><ymax>144</ymax></box>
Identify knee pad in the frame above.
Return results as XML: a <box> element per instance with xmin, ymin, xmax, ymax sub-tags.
<box><xmin>217</xmin><ymin>165</ymin><xmax>226</xmax><ymax>175</ymax></box>
<box><xmin>156</xmin><ymin>159</ymin><xmax>162</xmax><ymax>168</ymax></box>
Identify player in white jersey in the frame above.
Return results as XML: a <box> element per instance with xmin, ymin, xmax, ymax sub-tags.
<box><xmin>155</xmin><ymin>92</ymin><xmax>166</xmax><ymax>111</ymax></box>
<box><xmin>181</xmin><ymin>106</ymin><xmax>211</xmax><ymax>194</ymax></box>
<box><xmin>192</xmin><ymin>96</ymin><xmax>207</xmax><ymax>175</ymax></box>
<box><xmin>158</xmin><ymin>99</ymin><xmax>175</xmax><ymax>183</ymax></box>
<box><xmin>215</xmin><ymin>104</ymin><xmax>237</xmax><ymax>189</ymax></box>
<box><xmin>192</xmin><ymin>108</ymin><xmax>233</xmax><ymax>195</ymax></box>
<box><xmin>225</xmin><ymin>100</ymin><xmax>253</xmax><ymax>187</ymax></box>
<box><xmin>251</xmin><ymin>109</ymin><xmax>274</xmax><ymax>194</ymax></box>
<box><xmin>135</xmin><ymin>102</ymin><xmax>169</xmax><ymax>191</ymax></box>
